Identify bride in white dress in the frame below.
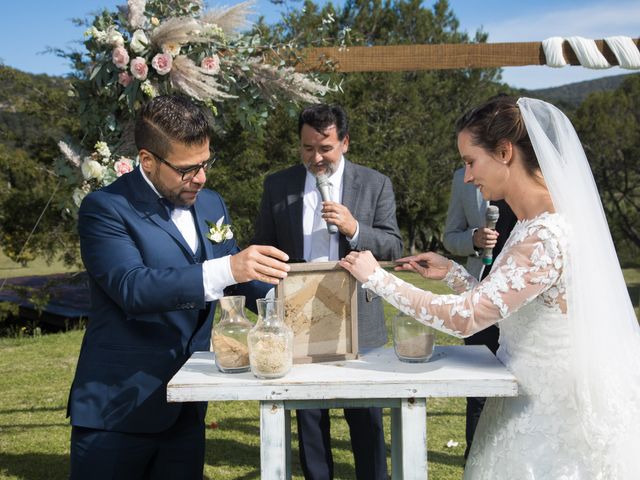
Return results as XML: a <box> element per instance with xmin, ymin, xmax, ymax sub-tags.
<box><xmin>340</xmin><ymin>97</ymin><xmax>640</xmax><ymax>479</ymax></box>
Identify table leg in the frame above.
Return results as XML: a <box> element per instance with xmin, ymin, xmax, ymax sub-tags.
<box><xmin>390</xmin><ymin>398</ymin><xmax>427</xmax><ymax>479</ymax></box>
<box><xmin>260</xmin><ymin>401</ymin><xmax>289</xmax><ymax>480</ymax></box>
<box><xmin>285</xmin><ymin>408</ymin><xmax>291</xmax><ymax>479</ymax></box>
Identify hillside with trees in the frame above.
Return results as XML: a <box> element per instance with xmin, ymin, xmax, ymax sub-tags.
<box><xmin>0</xmin><ymin>0</ymin><xmax>638</xmax><ymax>268</ymax></box>
<box><xmin>0</xmin><ymin>66</ymin><xmax>80</xmax><ymax>266</ymax></box>
<box><xmin>530</xmin><ymin>72</ymin><xmax>639</xmax><ymax>109</ymax></box>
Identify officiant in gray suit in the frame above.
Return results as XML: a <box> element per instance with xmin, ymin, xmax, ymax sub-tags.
<box><xmin>252</xmin><ymin>104</ymin><xmax>402</xmax><ymax>480</ymax></box>
<box><xmin>443</xmin><ymin>166</ymin><xmax>516</xmax><ymax>459</ymax></box>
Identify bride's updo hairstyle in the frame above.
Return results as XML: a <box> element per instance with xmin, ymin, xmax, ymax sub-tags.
<box><xmin>456</xmin><ymin>95</ymin><xmax>539</xmax><ymax>178</ymax></box>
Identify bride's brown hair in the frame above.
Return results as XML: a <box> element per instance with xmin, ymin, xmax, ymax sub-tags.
<box><xmin>456</xmin><ymin>95</ymin><xmax>539</xmax><ymax>178</ymax></box>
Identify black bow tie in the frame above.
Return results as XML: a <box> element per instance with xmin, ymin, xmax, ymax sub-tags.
<box><xmin>158</xmin><ymin>198</ymin><xmax>191</xmax><ymax>219</ymax></box>
<box><xmin>159</xmin><ymin>198</ymin><xmax>192</xmax><ymax>212</ymax></box>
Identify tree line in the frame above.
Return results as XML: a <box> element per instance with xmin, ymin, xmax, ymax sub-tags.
<box><xmin>0</xmin><ymin>0</ymin><xmax>638</xmax><ymax>269</ymax></box>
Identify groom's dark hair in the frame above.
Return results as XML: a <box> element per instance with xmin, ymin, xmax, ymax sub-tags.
<box><xmin>135</xmin><ymin>95</ymin><xmax>211</xmax><ymax>158</ymax></box>
<box><xmin>298</xmin><ymin>104</ymin><xmax>349</xmax><ymax>140</ymax></box>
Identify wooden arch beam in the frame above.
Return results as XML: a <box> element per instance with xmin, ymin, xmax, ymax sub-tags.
<box><xmin>294</xmin><ymin>38</ymin><xmax>640</xmax><ymax>72</ymax></box>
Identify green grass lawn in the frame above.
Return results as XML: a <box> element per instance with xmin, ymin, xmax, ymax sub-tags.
<box><xmin>0</xmin><ymin>270</ymin><xmax>468</xmax><ymax>480</ymax></box>
<box><xmin>1</xmin><ymin>252</ymin><xmax>639</xmax><ymax>479</ymax></box>
<box><xmin>0</xmin><ymin>252</ymin><xmax>78</xmax><ymax>280</ymax></box>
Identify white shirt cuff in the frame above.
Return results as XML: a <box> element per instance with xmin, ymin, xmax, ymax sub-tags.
<box><xmin>202</xmin><ymin>255</ymin><xmax>237</xmax><ymax>302</ymax></box>
<box><xmin>347</xmin><ymin>221</ymin><xmax>360</xmax><ymax>248</ymax></box>
<box><xmin>471</xmin><ymin>228</ymin><xmax>481</xmax><ymax>256</ymax></box>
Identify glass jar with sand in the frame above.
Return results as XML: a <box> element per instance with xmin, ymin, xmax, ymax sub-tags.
<box><xmin>212</xmin><ymin>296</ymin><xmax>252</xmax><ymax>373</ymax></box>
<box><xmin>392</xmin><ymin>311</ymin><xmax>435</xmax><ymax>363</ymax></box>
<box><xmin>247</xmin><ymin>298</ymin><xmax>293</xmax><ymax>379</ymax></box>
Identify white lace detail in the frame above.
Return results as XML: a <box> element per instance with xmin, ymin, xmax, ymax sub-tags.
<box><xmin>364</xmin><ymin>212</ymin><xmax>567</xmax><ymax>338</ymax></box>
<box><xmin>444</xmin><ymin>261</ymin><xmax>477</xmax><ymax>293</ymax></box>
<box><xmin>366</xmin><ymin>213</ymin><xmax>620</xmax><ymax>477</ymax></box>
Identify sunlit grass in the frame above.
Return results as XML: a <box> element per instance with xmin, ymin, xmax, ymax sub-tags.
<box><xmin>0</xmin><ymin>268</ymin><xmax>467</xmax><ymax>480</ymax></box>
<box><xmin>1</xmin><ymin>261</ymin><xmax>638</xmax><ymax>478</ymax></box>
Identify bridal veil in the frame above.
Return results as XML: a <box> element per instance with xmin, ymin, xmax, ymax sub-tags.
<box><xmin>517</xmin><ymin>97</ymin><xmax>640</xmax><ymax>477</ymax></box>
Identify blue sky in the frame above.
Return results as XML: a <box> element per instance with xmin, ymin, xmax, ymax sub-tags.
<box><xmin>0</xmin><ymin>0</ymin><xmax>637</xmax><ymax>89</ymax></box>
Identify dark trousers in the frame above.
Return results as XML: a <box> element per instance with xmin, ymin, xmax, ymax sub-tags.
<box><xmin>463</xmin><ymin>325</ymin><xmax>500</xmax><ymax>459</ymax></box>
<box><xmin>69</xmin><ymin>403</ymin><xmax>206</xmax><ymax>480</ymax></box>
<box><xmin>296</xmin><ymin>407</ymin><xmax>388</xmax><ymax>480</ymax></box>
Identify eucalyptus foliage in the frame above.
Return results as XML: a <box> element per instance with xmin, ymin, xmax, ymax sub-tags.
<box><xmin>54</xmin><ymin>0</ymin><xmax>331</xmax><ymax>210</ymax></box>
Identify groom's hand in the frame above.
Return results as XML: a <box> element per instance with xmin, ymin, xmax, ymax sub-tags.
<box><xmin>230</xmin><ymin>245</ymin><xmax>290</xmax><ymax>285</ymax></box>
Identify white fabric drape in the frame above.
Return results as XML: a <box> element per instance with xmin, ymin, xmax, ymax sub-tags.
<box><xmin>542</xmin><ymin>35</ymin><xmax>640</xmax><ymax>69</ymax></box>
<box><xmin>517</xmin><ymin>97</ymin><xmax>640</xmax><ymax>478</ymax></box>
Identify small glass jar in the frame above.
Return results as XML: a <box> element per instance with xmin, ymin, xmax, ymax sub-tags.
<box><xmin>212</xmin><ymin>295</ymin><xmax>252</xmax><ymax>373</ymax></box>
<box><xmin>247</xmin><ymin>298</ymin><xmax>294</xmax><ymax>379</ymax></box>
<box><xmin>392</xmin><ymin>312</ymin><xmax>435</xmax><ymax>363</ymax></box>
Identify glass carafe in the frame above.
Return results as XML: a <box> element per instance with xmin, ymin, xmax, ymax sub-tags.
<box><xmin>247</xmin><ymin>298</ymin><xmax>294</xmax><ymax>379</ymax></box>
<box><xmin>392</xmin><ymin>312</ymin><xmax>435</xmax><ymax>363</ymax></box>
<box><xmin>212</xmin><ymin>295</ymin><xmax>252</xmax><ymax>373</ymax></box>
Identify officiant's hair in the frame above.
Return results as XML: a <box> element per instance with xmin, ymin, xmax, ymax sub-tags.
<box><xmin>298</xmin><ymin>104</ymin><xmax>349</xmax><ymax>141</ymax></box>
<box><xmin>135</xmin><ymin>95</ymin><xmax>211</xmax><ymax>158</ymax></box>
<box><xmin>456</xmin><ymin>95</ymin><xmax>539</xmax><ymax>178</ymax></box>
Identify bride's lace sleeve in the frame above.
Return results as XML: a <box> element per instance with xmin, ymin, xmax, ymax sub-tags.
<box><xmin>443</xmin><ymin>261</ymin><xmax>479</xmax><ymax>293</ymax></box>
<box><xmin>363</xmin><ymin>220</ymin><xmax>565</xmax><ymax>338</ymax></box>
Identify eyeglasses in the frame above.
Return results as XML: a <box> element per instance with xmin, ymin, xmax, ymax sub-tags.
<box><xmin>148</xmin><ymin>149</ymin><xmax>216</xmax><ymax>181</ymax></box>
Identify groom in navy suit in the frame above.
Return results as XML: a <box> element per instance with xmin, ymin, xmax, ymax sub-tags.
<box><xmin>67</xmin><ymin>95</ymin><xmax>290</xmax><ymax>479</ymax></box>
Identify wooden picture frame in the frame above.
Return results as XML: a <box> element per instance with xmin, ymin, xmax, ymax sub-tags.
<box><xmin>276</xmin><ymin>261</ymin><xmax>358</xmax><ymax>364</ymax></box>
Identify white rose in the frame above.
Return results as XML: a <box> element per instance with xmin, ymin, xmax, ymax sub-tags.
<box><xmin>211</xmin><ymin>231</ymin><xmax>223</xmax><ymax>243</ymax></box>
<box><xmin>72</xmin><ymin>187</ymin><xmax>88</xmax><ymax>207</ymax></box>
<box><xmin>162</xmin><ymin>42</ymin><xmax>181</xmax><ymax>57</ymax></box>
<box><xmin>130</xmin><ymin>29</ymin><xmax>149</xmax><ymax>53</ymax></box>
<box><xmin>106</xmin><ymin>27</ymin><xmax>125</xmax><ymax>47</ymax></box>
<box><xmin>224</xmin><ymin>228</ymin><xmax>233</xmax><ymax>240</ymax></box>
<box><xmin>92</xmin><ymin>27</ymin><xmax>108</xmax><ymax>44</ymax></box>
<box><xmin>140</xmin><ymin>79</ymin><xmax>156</xmax><ymax>97</ymax></box>
<box><xmin>94</xmin><ymin>141</ymin><xmax>111</xmax><ymax>159</ymax></box>
<box><xmin>81</xmin><ymin>159</ymin><xmax>105</xmax><ymax>181</ymax></box>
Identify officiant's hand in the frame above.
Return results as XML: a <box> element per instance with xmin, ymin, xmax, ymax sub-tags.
<box><xmin>393</xmin><ymin>252</ymin><xmax>452</xmax><ymax>280</ymax></box>
<box><xmin>321</xmin><ymin>201</ymin><xmax>357</xmax><ymax>238</ymax></box>
<box><xmin>230</xmin><ymin>245</ymin><xmax>290</xmax><ymax>285</ymax></box>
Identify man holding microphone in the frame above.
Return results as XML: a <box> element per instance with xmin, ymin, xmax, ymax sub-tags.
<box><xmin>253</xmin><ymin>104</ymin><xmax>402</xmax><ymax>480</ymax></box>
<box><xmin>443</xmin><ymin>166</ymin><xmax>516</xmax><ymax>459</ymax></box>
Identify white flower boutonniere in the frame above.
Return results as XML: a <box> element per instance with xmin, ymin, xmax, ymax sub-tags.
<box><xmin>206</xmin><ymin>216</ymin><xmax>233</xmax><ymax>243</ymax></box>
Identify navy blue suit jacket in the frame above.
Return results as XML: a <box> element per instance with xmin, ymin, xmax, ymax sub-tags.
<box><xmin>68</xmin><ymin>168</ymin><xmax>267</xmax><ymax>433</ymax></box>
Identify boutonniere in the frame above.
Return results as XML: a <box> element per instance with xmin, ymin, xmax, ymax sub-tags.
<box><xmin>206</xmin><ymin>216</ymin><xmax>234</xmax><ymax>243</ymax></box>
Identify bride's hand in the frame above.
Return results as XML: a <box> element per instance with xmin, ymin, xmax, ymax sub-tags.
<box><xmin>394</xmin><ymin>252</ymin><xmax>452</xmax><ymax>280</ymax></box>
<box><xmin>339</xmin><ymin>250</ymin><xmax>380</xmax><ymax>283</ymax></box>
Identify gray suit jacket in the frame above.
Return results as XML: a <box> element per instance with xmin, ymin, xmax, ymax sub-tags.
<box><xmin>253</xmin><ymin>160</ymin><xmax>403</xmax><ymax>348</ymax></box>
<box><xmin>443</xmin><ymin>167</ymin><xmax>488</xmax><ymax>280</ymax></box>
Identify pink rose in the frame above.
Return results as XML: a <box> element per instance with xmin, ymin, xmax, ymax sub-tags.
<box><xmin>118</xmin><ymin>71</ymin><xmax>133</xmax><ymax>87</ymax></box>
<box><xmin>201</xmin><ymin>55</ymin><xmax>220</xmax><ymax>75</ymax></box>
<box><xmin>114</xmin><ymin>157</ymin><xmax>134</xmax><ymax>177</ymax></box>
<box><xmin>151</xmin><ymin>53</ymin><xmax>173</xmax><ymax>75</ymax></box>
<box><xmin>112</xmin><ymin>46</ymin><xmax>130</xmax><ymax>69</ymax></box>
<box><xmin>130</xmin><ymin>57</ymin><xmax>148</xmax><ymax>81</ymax></box>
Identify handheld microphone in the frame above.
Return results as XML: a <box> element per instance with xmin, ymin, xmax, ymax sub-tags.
<box><xmin>315</xmin><ymin>174</ymin><xmax>339</xmax><ymax>235</ymax></box>
<box><xmin>482</xmin><ymin>205</ymin><xmax>500</xmax><ymax>265</ymax></box>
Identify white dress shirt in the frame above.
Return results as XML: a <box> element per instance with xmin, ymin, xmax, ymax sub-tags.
<box><xmin>302</xmin><ymin>157</ymin><xmax>359</xmax><ymax>261</ymax></box>
<box><xmin>140</xmin><ymin>167</ymin><xmax>235</xmax><ymax>301</ymax></box>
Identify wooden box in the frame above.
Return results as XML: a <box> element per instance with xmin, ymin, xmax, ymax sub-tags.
<box><xmin>276</xmin><ymin>261</ymin><xmax>358</xmax><ymax>364</ymax></box>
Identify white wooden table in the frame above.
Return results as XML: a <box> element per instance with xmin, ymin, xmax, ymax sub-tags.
<box><xmin>167</xmin><ymin>345</ymin><xmax>517</xmax><ymax>479</ymax></box>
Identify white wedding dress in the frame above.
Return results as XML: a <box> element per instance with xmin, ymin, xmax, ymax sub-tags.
<box><xmin>363</xmin><ymin>212</ymin><xmax>611</xmax><ymax>479</ymax></box>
